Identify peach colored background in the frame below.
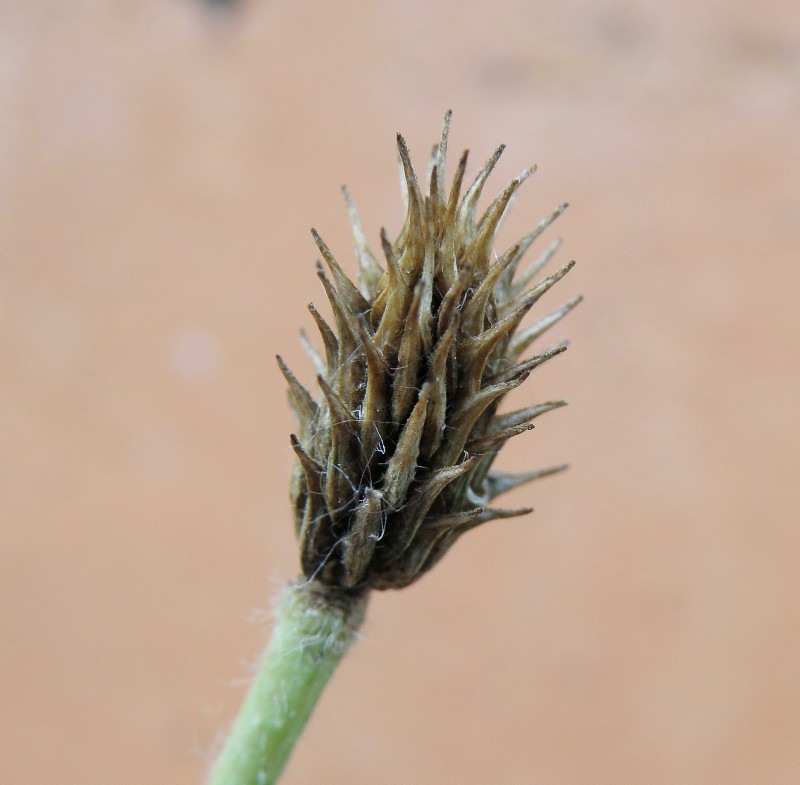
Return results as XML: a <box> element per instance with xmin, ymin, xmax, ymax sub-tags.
<box><xmin>2</xmin><ymin>2</ymin><xmax>799</xmax><ymax>784</ymax></box>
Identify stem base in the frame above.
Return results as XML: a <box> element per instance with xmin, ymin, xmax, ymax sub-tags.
<box><xmin>209</xmin><ymin>580</ymin><xmax>368</xmax><ymax>785</ymax></box>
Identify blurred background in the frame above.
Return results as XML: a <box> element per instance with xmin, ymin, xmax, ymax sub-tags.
<box><xmin>2</xmin><ymin>1</ymin><xmax>799</xmax><ymax>783</ymax></box>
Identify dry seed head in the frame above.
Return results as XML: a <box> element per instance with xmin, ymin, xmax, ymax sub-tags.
<box><xmin>282</xmin><ymin>112</ymin><xmax>580</xmax><ymax>591</ymax></box>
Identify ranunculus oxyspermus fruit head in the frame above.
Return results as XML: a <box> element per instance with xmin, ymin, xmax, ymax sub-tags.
<box><xmin>279</xmin><ymin>112</ymin><xmax>580</xmax><ymax>592</ymax></box>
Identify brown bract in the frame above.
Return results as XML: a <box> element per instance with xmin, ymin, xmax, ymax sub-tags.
<box><xmin>280</xmin><ymin>112</ymin><xmax>580</xmax><ymax>591</ymax></box>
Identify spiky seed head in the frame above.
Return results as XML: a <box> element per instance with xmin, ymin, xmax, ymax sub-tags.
<box><xmin>282</xmin><ymin>112</ymin><xmax>580</xmax><ymax>591</ymax></box>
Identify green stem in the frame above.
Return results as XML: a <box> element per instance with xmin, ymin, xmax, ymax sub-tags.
<box><xmin>209</xmin><ymin>580</ymin><xmax>369</xmax><ymax>785</ymax></box>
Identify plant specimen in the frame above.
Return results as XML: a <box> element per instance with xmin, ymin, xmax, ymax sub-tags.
<box><xmin>208</xmin><ymin>112</ymin><xmax>579</xmax><ymax>785</ymax></box>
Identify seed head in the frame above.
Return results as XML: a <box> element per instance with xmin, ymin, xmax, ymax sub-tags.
<box><xmin>281</xmin><ymin>112</ymin><xmax>580</xmax><ymax>591</ymax></box>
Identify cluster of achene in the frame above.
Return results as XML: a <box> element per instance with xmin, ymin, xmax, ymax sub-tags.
<box><xmin>280</xmin><ymin>112</ymin><xmax>579</xmax><ymax>591</ymax></box>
